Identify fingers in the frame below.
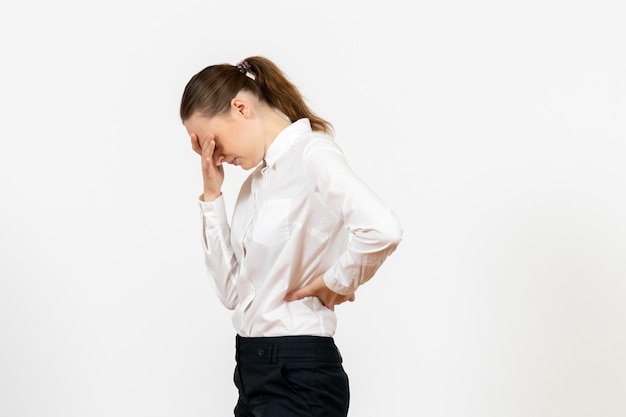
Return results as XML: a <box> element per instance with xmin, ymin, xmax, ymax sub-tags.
<box><xmin>284</xmin><ymin>288</ymin><xmax>309</xmax><ymax>302</ymax></box>
<box><xmin>191</xmin><ymin>133</ymin><xmax>217</xmax><ymax>163</ymax></box>
<box><xmin>197</xmin><ymin>135</ymin><xmax>219</xmax><ymax>172</ymax></box>
<box><xmin>189</xmin><ymin>132</ymin><xmax>224</xmax><ymax>201</ymax></box>
<box><xmin>285</xmin><ymin>276</ymin><xmax>324</xmax><ymax>302</ymax></box>
<box><xmin>190</xmin><ymin>133</ymin><xmax>202</xmax><ymax>155</ymax></box>
<box><xmin>202</xmin><ymin>138</ymin><xmax>215</xmax><ymax>167</ymax></box>
<box><xmin>285</xmin><ymin>283</ymin><xmax>355</xmax><ymax>311</ymax></box>
<box><xmin>321</xmin><ymin>292</ymin><xmax>355</xmax><ymax>310</ymax></box>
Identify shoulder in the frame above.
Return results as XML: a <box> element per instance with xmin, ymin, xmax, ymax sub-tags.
<box><xmin>300</xmin><ymin>131</ymin><xmax>343</xmax><ymax>160</ymax></box>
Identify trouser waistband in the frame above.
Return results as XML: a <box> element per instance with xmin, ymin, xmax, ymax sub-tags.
<box><xmin>235</xmin><ymin>334</ymin><xmax>342</xmax><ymax>364</ymax></box>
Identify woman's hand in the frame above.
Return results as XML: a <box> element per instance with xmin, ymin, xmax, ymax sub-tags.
<box><xmin>285</xmin><ymin>275</ymin><xmax>355</xmax><ymax>311</ymax></box>
<box><xmin>191</xmin><ymin>133</ymin><xmax>224</xmax><ymax>201</ymax></box>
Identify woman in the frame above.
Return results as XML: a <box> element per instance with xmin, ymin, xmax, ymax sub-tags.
<box><xmin>180</xmin><ymin>56</ymin><xmax>402</xmax><ymax>417</ymax></box>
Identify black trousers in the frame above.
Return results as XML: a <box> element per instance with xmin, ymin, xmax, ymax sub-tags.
<box><xmin>233</xmin><ymin>335</ymin><xmax>350</xmax><ymax>417</ymax></box>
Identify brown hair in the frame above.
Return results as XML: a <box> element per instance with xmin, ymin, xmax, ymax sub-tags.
<box><xmin>179</xmin><ymin>56</ymin><xmax>333</xmax><ymax>135</ymax></box>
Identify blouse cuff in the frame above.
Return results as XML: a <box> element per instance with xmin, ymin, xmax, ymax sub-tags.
<box><xmin>198</xmin><ymin>194</ymin><xmax>228</xmax><ymax>225</ymax></box>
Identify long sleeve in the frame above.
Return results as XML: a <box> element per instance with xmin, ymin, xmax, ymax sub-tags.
<box><xmin>198</xmin><ymin>195</ymin><xmax>239</xmax><ymax>309</ymax></box>
<box><xmin>303</xmin><ymin>139</ymin><xmax>403</xmax><ymax>295</ymax></box>
<box><xmin>196</xmin><ymin>118</ymin><xmax>403</xmax><ymax>337</ymax></box>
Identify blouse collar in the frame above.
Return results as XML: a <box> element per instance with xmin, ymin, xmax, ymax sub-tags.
<box><xmin>263</xmin><ymin>118</ymin><xmax>312</xmax><ymax>168</ymax></box>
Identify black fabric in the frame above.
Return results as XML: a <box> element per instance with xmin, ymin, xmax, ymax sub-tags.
<box><xmin>233</xmin><ymin>335</ymin><xmax>350</xmax><ymax>417</ymax></box>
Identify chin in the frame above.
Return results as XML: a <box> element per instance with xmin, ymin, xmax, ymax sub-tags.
<box><xmin>241</xmin><ymin>161</ymin><xmax>261</xmax><ymax>171</ymax></box>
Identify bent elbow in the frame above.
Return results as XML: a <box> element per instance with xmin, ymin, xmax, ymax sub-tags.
<box><xmin>380</xmin><ymin>218</ymin><xmax>403</xmax><ymax>251</ymax></box>
<box><xmin>354</xmin><ymin>212</ymin><xmax>403</xmax><ymax>253</ymax></box>
<box><xmin>380</xmin><ymin>207</ymin><xmax>403</xmax><ymax>248</ymax></box>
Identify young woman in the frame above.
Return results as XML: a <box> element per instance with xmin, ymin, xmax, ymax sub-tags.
<box><xmin>180</xmin><ymin>56</ymin><xmax>402</xmax><ymax>417</ymax></box>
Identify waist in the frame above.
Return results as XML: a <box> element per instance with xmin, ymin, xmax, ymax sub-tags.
<box><xmin>235</xmin><ymin>334</ymin><xmax>343</xmax><ymax>364</ymax></box>
<box><xmin>232</xmin><ymin>296</ymin><xmax>337</xmax><ymax>337</ymax></box>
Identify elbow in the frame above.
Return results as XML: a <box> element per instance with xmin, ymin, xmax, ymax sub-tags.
<box><xmin>379</xmin><ymin>209</ymin><xmax>403</xmax><ymax>250</ymax></box>
<box><xmin>381</xmin><ymin>220</ymin><xmax>403</xmax><ymax>252</ymax></box>
<box><xmin>356</xmin><ymin>216</ymin><xmax>403</xmax><ymax>253</ymax></box>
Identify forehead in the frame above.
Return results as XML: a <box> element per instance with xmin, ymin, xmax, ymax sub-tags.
<box><xmin>183</xmin><ymin>113</ymin><xmax>213</xmax><ymax>133</ymax></box>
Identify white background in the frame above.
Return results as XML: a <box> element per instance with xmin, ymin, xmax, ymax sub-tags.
<box><xmin>1</xmin><ymin>1</ymin><xmax>625</xmax><ymax>416</ymax></box>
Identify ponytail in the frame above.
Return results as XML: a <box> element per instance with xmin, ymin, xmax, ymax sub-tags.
<box><xmin>180</xmin><ymin>56</ymin><xmax>333</xmax><ymax>135</ymax></box>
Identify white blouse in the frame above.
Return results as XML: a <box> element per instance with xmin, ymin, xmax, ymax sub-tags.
<box><xmin>198</xmin><ymin>118</ymin><xmax>403</xmax><ymax>337</ymax></box>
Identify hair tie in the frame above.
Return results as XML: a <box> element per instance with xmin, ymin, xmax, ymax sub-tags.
<box><xmin>236</xmin><ymin>60</ymin><xmax>256</xmax><ymax>80</ymax></box>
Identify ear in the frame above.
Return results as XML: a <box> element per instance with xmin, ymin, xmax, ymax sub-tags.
<box><xmin>231</xmin><ymin>97</ymin><xmax>249</xmax><ymax>118</ymax></box>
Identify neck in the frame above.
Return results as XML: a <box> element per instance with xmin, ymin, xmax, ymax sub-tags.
<box><xmin>263</xmin><ymin>107</ymin><xmax>292</xmax><ymax>149</ymax></box>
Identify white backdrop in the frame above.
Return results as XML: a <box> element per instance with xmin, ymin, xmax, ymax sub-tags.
<box><xmin>1</xmin><ymin>1</ymin><xmax>625</xmax><ymax>416</ymax></box>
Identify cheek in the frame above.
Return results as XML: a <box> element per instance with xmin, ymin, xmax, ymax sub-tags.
<box><xmin>231</xmin><ymin>139</ymin><xmax>250</xmax><ymax>157</ymax></box>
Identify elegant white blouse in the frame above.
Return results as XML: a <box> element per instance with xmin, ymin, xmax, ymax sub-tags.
<box><xmin>198</xmin><ymin>118</ymin><xmax>403</xmax><ymax>337</ymax></box>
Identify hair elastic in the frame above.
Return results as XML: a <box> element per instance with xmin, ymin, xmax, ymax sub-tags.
<box><xmin>236</xmin><ymin>60</ymin><xmax>256</xmax><ymax>80</ymax></box>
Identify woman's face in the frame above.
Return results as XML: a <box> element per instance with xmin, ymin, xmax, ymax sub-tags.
<box><xmin>184</xmin><ymin>108</ymin><xmax>264</xmax><ymax>170</ymax></box>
